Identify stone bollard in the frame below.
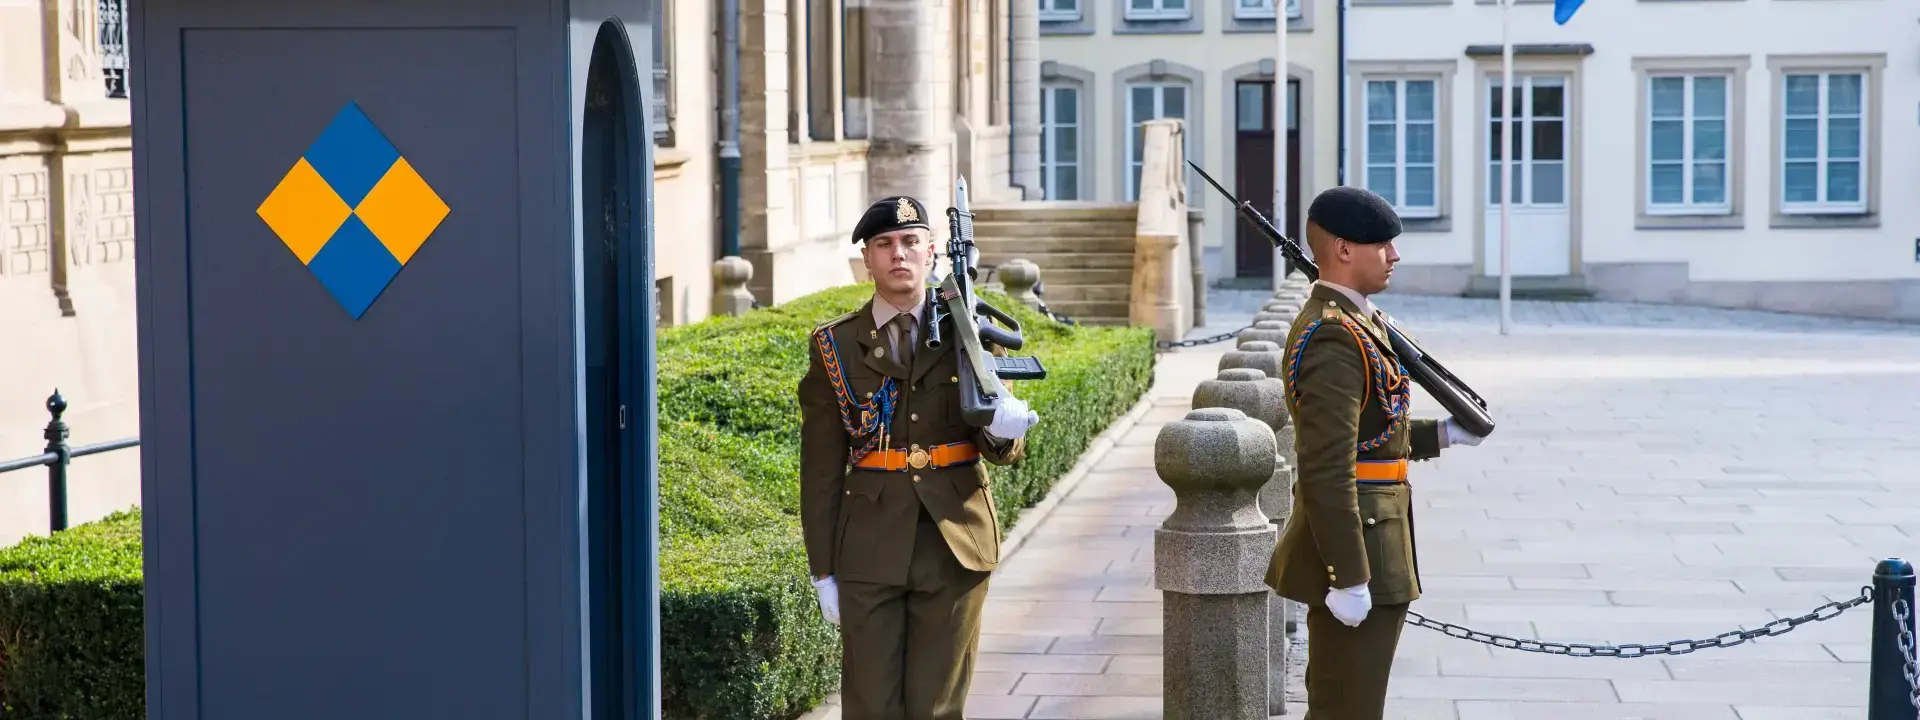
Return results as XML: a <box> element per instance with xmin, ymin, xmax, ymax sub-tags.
<box><xmin>711</xmin><ymin>256</ymin><xmax>757</xmax><ymax>316</ymax></box>
<box><xmin>998</xmin><ymin>258</ymin><xmax>1044</xmax><ymax>310</ymax></box>
<box><xmin>1155</xmin><ymin>407</ymin><xmax>1279</xmax><ymax>720</ymax></box>
<box><xmin>1237</xmin><ymin>320</ymin><xmax>1290</xmax><ymax>350</ymax></box>
<box><xmin>1196</xmin><ymin>362</ymin><xmax>1295</xmax><ymax>717</ymax></box>
<box><xmin>1252</xmin><ymin>310</ymin><xmax>1295</xmax><ymax>327</ymax></box>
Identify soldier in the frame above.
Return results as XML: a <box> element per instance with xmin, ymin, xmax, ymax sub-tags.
<box><xmin>796</xmin><ymin>195</ymin><xmax>1041</xmax><ymax>720</ymax></box>
<box><xmin>1265</xmin><ymin>186</ymin><xmax>1486</xmax><ymax>719</ymax></box>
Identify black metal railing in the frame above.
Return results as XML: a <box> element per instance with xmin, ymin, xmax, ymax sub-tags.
<box><xmin>0</xmin><ymin>390</ymin><xmax>139</xmax><ymax>534</ymax></box>
<box><xmin>99</xmin><ymin>0</ymin><xmax>129</xmax><ymax>99</ymax></box>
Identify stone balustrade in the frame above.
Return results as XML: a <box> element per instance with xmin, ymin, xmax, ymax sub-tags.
<box><xmin>711</xmin><ymin>256</ymin><xmax>757</xmax><ymax>316</ymax></box>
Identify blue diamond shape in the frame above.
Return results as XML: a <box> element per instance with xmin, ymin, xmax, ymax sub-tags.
<box><xmin>302</xmin><ymin>102</ymin><xmax>400</xmax><ymax>208</ymax></box>
<box><xmin>306</xmin><ymin>216</ymin><xmax>402</xmax><ymax>319</ymax></box>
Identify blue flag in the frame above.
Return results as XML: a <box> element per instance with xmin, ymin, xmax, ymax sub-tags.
<box><xmin>1554</xmin><ymin>0</ymin><xmax>1585</xmax><ymax>24</ymax></box>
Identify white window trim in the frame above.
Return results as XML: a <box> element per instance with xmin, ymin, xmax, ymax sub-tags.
<box><xmin>1483</xmin><ymin>74</ymin><xmax>1570</xmax><ymax>210</ymax></box>
<box><xmin>1644</xmin><ymin>73</ymin><xmax>1733</xmax><ymax>217</ymax></box>
<box><xmin>1039</xmin><ymin>0</ymin><xmax>1081</xmax><ymax>21</ymax></box>
<box><xmin>1041</xmin><ymin>83</ymin><xmax>1082</xmax><ymax>201</ymax></box>
<box><xmin>1233</xmin><ymin>0</ymin><xmax>1301</xmax><ymax>20</ymax></box>
<box><xmin>1124</xmin><ymin>81</ymin><xmax>1190</xmax><ymax>201</ymax></box>
<box><xmin>1362</xmin><ymin>77</ymin><xmax>1442</xmax><ymax>219</ymax></box>
<box><xmin>1124</xmin><ymin>0</ymin><xmax>1190</xmax><ymax>22</ymax></box>
<box><xmin>1778</xmin><ymin>69</ymin><xmax>1869</xmax><ymax>215</ymax></box>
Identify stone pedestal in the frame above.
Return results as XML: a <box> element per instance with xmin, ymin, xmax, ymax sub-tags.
<box><xmin>1155</xmin><ymin>408</ymin><xmax>1277</xmax><ymax>720</ymax></box>
<box><xmin>1237</xmin><ymin>320</ymin><xmax>1290</xmax><ymax>350</ymax></box>
<box><xmin>711</xmin><ymin>256</ymin><xmax>757</xmax><ymax>316</ymax></box>
<box><xmin>998</xmin><ymin>258</ymin><xmax>1042</xmax><ymax>309</ymax></box>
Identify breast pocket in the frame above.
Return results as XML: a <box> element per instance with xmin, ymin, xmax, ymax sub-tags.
<box><xmin>1356</xmin><ymin>485</ymin><xmax>1412</xmax><ymax>593</ymax></box>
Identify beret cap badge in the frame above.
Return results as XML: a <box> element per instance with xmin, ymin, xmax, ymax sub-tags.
<box><xmin>895</xmin><ymin>196</ymin><xmax>920</xmax><ymax>224</ymax></box>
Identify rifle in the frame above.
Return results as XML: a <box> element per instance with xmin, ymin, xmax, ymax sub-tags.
<box><xmin>1186</xmin><ymin>160</ymin><xmax>1497</xmax><ymax>439</ymax></box>
<box><xmin>925</xmin><ymin>176</ymin><xmax>1048</xmax><ymax>428</ymax></box>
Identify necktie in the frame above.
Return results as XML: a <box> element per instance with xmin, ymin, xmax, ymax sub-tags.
<box><xmin>887</xmin><ymin>315</ymin><xmax>914</xmax><ymax>366</ymax></box>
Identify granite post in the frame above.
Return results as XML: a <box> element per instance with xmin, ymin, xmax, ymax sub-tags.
<box><xmin>1237</xmin><ymin>320</ymin><xmax>1290</xmax><ymax>350</ymax></box>
<box><xmin>710</xmin><ymin>256</ymin><xmax>757</xmax><ymax>316</ymax></box>
<box><xmin>998</xmin><ymin>258</ymin><xmax>1043</xmax><ymax>310</ymax></box>
<box><xmin>1191</xmin><ymin>366</ymin><xmax>1292</xmax><ymax>716</ymax></box>
<box><xmin>1156</xmin><ymin>407</ymin><xmax>1277</xmax><ymax>720</ymax></box>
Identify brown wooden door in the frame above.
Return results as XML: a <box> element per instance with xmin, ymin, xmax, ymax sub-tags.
<box><xmin>1234</xmin><ymin>80</ymin><xmax>1303</xmax><ymax>279</ymax></box>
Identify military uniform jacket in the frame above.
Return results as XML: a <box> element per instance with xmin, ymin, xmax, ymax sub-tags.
<box><xmin>797</xmin><ymin>298</ymin><xmax>1027</xmax><ymax>587</ymax></box>
<box><xmin>1266</xmin><ymin>284</ymin><xmax>1442</xmax><ymax>607</ymax></box>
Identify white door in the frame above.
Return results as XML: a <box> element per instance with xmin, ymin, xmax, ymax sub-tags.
<box><xmin>1481</xmin><ymin>74</ymin><xmax>1572</xmax><ymax>277</ymax></box>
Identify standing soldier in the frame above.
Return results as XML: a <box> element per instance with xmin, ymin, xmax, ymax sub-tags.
<box><xmin>796</xmin><ymin>195</ymin><xmax>1041</xmax><ymax>720</ymax></box>
<box><xmin>1266</xmin><ymin>186</ymin><xmax>1486</xmax><ymax>719</ymax></box>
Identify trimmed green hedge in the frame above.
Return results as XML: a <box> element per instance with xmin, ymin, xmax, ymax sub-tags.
<box><xmin>0</xmin><ymin>283</ymin><xmax>1155</xmax><ymax>720</ymax></box>
<box><xmin>657</xmin><ymin>284</ymin><xmax>1155</xmax><ymax>720</ymax></box>
<box><xmin>0</xmin><ymin>508</ymin><xmax>145</xmax><ymax>720</ymax></box>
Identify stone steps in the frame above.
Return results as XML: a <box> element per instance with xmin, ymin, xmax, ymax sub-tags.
<box><xmin>970</xmin><ymin>202</ymin><xmax>1141</xmax><ymax>326</ymax></box>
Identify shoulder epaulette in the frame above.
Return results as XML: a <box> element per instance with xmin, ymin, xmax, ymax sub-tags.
<box><xmin>813</xmin><ymin>309</ymin><xmax>861</xmax><ymax>334</ymax></box>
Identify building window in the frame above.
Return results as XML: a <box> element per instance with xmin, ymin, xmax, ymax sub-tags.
<box><xmin>1646</xmin><ymin>74</ymin><xmax>1729</xmax><ymax>215</ymax></box>
<box><xmin>652</xmin><ymin>0</ymin><xmax>674</xmax><ymax>145</ymax></box>
<box><xmin>1041</xmin><ymin>0</ymin><xmax>1080</xmax><ymax>20</ymax></box>
<box><xmin>1041</xmin><ymin>84</ymin><xmax>1082</xmax><ymax>200</ymax></box>
<box><xmin>1125</xmin><ymin>81</ymin><xmax>1189</xmax><ymax>201</ymax></box>
<box><xmin>100</xmin><ymin>0</ymin><xmax>129</xmax><ymax>99</ymax></box>
<box><xmin>1362</xmin><ymin>78</ymin><xmax>1439</xmax><ymax>218</ymax></box>
<box><xmin>1780</xmin><ymin>70</ymin><xmax>1866</xmax><ymax>214</ymax></box>
<box><xmin>1233</xmin><ymin>0</ymin><xmax>1302</xmax><ymax>20</ymax></box>
<box><xmin>1125</xmin><ymin>0</ymin><xmax>1189</xmax><ymax>21</ymax></box>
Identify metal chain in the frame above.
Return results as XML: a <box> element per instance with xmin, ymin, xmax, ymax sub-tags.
<box><xmin>1156</xmin><ymin>325</ymin><xmax>1254</xmax><ymax>350</ymax></box>
<box><xmin>1895</xmin><ymin>597</ymin><xmax>1919</xmax><ymax>710</ymax></box>
<box><xmin>1404</xmin><ymin>586</ymin><xmax>1874</xmax><ymax>658</ymax></box>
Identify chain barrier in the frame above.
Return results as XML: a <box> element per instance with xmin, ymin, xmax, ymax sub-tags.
<box><xmin>1405</xmin><ymin>586</ymin><xmax>1874</xmax><ymax>658</ymax></box>
<box><xmin>1156</xmin><ymin>325</ymin><xmax>1254</xmax><ymax>350</ymax></box>
<box><xmin>1896</xmin><ymin>597</ymin><xmax>1920</xmax><ymax>711</ymax></box>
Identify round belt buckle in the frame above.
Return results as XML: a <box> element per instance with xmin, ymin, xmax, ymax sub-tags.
<box><xmin>908</xmin><ymin>448</ymin><xmax>930</xmax><ymax>469</ymax></box>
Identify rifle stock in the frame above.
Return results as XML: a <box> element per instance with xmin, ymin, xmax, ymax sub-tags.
<box><xmin>1186</xmin><ymin>160</ymin><xmax>1497</xmax><ymax>439</ymax></box>
<box><xmin>930</xmin><ymin>176</ymin><xmax>1049</xmax><ymax>428</ymax></box>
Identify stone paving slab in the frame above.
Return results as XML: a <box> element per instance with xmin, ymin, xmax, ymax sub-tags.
<box><xmin>959</xmin><ymin>290</ymin><xmax>1920</xmax><ymax>719</ymax></box>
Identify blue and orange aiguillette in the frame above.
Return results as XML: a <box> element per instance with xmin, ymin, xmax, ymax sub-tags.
<box><xmin>256</xmin><ymin>101</ymin><xmax>450</xmax><ymax>319</ymax></box>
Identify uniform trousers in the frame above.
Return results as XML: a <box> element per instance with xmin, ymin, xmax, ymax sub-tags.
<box><xmin>1302</xmin><ymin>600</ymin><xmax>1411</xmax><ymax>720</ymax></box>
<box><xmin>837</xmin><ymin>504</ymin><xmax>993</xmax><ymax>720</ymax></box>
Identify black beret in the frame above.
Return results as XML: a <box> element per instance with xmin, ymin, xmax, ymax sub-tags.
<box><xmin>851</xmin><ymin>195</ymin><xmax>933</xmax><ymax>244</ymax></box>
<box><xmin>1306</xmin><ymin>186</ymin><xmax>1403</xmax><ymax>244</ymax></box>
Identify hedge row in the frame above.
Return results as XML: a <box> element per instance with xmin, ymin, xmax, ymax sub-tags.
<box><xmin>656</xmin><ymin>284</ymin><xmax>1155</xmax><ymax>719</ymax></box>
<box><xmin>0</xmin><ymin>283</ymin><xmax>1157</xmax><ymax>720</ymax></box>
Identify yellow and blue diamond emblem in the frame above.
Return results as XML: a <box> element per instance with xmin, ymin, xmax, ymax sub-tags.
<box><xmin>256</xmin><ymin>101</ymin><xmax>450</xmax><ymax>319</ymax></box>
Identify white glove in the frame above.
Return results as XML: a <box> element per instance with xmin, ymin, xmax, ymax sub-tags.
<box><xmin>1443</xmin><ymin>416</ymin><xmax>1484</xmax><ymax>447</ymax></box>
<box><xmin>812</xmin><ymin>575</ymin><xmax>840</xmax><ymax>626</ymax></box>
<box><xmin>987</xmin><ymin>396</ymin><xmax>1039</xmax><ymax>440</ymax></box>
<box><xmin>1326</xmin><ymin>583</ymin><xmax>1371</xmax><ymax>627</ymax></box>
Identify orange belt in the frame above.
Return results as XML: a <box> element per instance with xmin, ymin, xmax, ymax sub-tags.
<box><xmin>1355</xmin><ymin>458</ymin><xmax>1409</xmax><ymax>483</ymax></box>
<box><xmin>853</xmin><ymin>441</ymin><xmax>980</xmax><ymax>472</ymax></box>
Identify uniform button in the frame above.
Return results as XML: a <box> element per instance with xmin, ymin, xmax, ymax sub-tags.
<box><xmin>845</xmin><ymin>490</ymin><xmax>851</xmax><ymax>495</ymax></box>
<box><xmin>950</xmin><ymin>375</ymin><xmax>959</xmax><ymax>382</ymax></box>
<box><xmin>1327</xmin><ymin>565</ymin><xmax>1336</xmax><ymax>572</ymax></box>
<box><xmin>912</xmin><ymin>475</ymin><xmax>922</xmax><ymax>483</ymax></box>
<box><xmin>1365</xmin><ymin>517</ymin><xmax>1377</xmax><ymax>526</ymax></box>
<box><xmin>910</xmin><ymin>413</ymin><xmax>920</xmax><ymax>422</ymax></box>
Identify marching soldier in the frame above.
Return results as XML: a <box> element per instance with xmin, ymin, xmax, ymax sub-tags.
<box><xmin>796</xmin><ymin>195</ymin><xmax>1041</xmax><ymax>720</ymax></box>
<box><xmin>1266</xmin><ymin>186</ymin><xmax>1486</xmax><ymax>719</ymax></box>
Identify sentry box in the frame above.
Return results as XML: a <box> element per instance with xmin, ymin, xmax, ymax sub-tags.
<box><xmin>129</xmin><ymin>2</ymin><xmax>663</xmax><ymax>718</ymax></box>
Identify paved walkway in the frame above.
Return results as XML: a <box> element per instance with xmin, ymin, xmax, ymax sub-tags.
<box><xmin>965</xmin><ymin>289</ymin><xmax>1920</xmax><ymax>719</ymax></box>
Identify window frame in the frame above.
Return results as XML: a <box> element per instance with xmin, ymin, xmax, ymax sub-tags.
<box><xmin>1040</xmin><ymin>82</ymin><xmax>1085</xmax><ymax>201</ymax></box>
<box><xmin>1777</xmin><ymin>70</ymin><xmax>1868</xmax><ymax>215</ymax></box>
<box><xmin>1232</xmin><ymin>0</ymin><xmax>1303</xmax><ymax>20</ymax></box>
<box><xmin>1123</xmin><ymin>0</ymin><xmax>1191</xmax><ymax>22</ymax></box>
<box><xmin>1360</xmin><ymin>76</ymin><xmax>1442</xmax><ymax>219</ymax></box>
<box><xmin>1643</xmin><ymin>72</ymin><xmax>1734</xmax><ymax>217</ymax></box>
<box><xmin>1765</xmin><ymin>53</ymin><xmax>1883</xmax><ymax>228</ymax></box>
<box><xmin>1039</xmin><ymin>0</ymin><xmax>1082</xmax><ymax>21</ymax></box>
<box><xmin>1123</xmin><ymin>80</ymin><xmax>1192</xmax><ymax>201</ymax></box>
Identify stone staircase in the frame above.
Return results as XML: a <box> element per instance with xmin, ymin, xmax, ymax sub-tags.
<box><xmin>971</xmin><ymin>202</ymin><xmax>1138</xmax><ymax>326</ymax></box>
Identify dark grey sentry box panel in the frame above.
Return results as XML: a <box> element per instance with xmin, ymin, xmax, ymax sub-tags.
<box><xmin>132</xmin><ymin>0</ymin><xmax>662</xmax><ymax>718</ymax></box>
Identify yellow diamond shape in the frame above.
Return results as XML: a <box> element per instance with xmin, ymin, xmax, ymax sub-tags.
<box><xmin>355</xmin><ymin>157</ymin><xmax>449</xmax><ymax>265</ymax></box>
<box><xmin>256</xmin><ymin>158</ymin><xmax>352</xmax><ymax>264</ymax></box>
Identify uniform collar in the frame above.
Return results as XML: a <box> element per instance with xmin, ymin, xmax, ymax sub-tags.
<box><xmin>1315</xmin><ymin>279</ymin><xmax>1376</xmax><ymax>318</ymax></box>
<box><xmin>871</xmin><ymin>290</ymin><xmax>925</xmax><ymax>331</ymax></box>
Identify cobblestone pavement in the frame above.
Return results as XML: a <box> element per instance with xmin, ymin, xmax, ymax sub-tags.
<box><xmin>963</xmin><ymin>289</ymin><xmax>1920</xmax><ymax>719</ymax></box>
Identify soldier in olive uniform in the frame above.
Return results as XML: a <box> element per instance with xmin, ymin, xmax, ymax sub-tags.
<box><xmin>796</xmin><ymin>195</ymin><xmax>1042</xmax><ymax>720</ymax></box>
<box><xmin>1266</xmin><ymin>186</ymin><xmax>1487</xmax><ymax>719</ymax></box>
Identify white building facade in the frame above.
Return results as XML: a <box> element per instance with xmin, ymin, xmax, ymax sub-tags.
<box><xmin>1351</xmin><ymin>0</ymin><xmax>1920</xmax><ymax>321</ymax></box>
<box><xmin>1037</xmin><ymin>0</ymin><xmax>1344</xmax><ymax>284</ymax></box>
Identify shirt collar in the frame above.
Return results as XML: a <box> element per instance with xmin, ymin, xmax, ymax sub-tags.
<box><xmin>871</xmin><ymin>291</ymin><xmax>925</xmax><ymax>331</ymax></box>
<box><xmin>1315</xmin><ymin>279</ymin><xmax>1376</xmax><ymax>318</ymax></box>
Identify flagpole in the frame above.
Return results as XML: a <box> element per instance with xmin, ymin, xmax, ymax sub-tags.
<box><xmin>1498</xmin><ymin>0</ymin><xmax>1514</xmax><ymax>335</ymax></box>
<box><xmin>1274</xmin><ymin>0</ymin><xmax>1290</xmax><ymax>291</ymax></box>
